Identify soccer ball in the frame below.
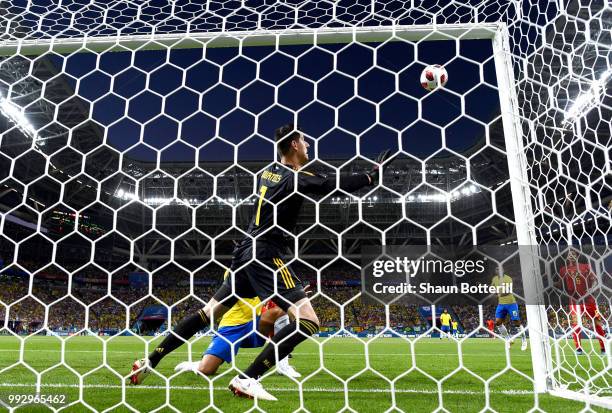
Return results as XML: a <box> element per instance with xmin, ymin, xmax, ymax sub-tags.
<box><xmin>420</xmin><ymin>64</ymin><xmax>448</xmax><ymax>91</ymax></box>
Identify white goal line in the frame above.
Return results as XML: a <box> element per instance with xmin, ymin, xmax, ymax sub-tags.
<box><xmin>0</xmin><ymin>382</ymin><xmax>537</xmax><ymax>395</ymax></box>
<box><xmin>0</xmin><ymin>349</ymin><xmax>534</xmax><ymax>357</ymax></box>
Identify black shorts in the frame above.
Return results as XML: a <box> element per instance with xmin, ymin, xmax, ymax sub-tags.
<box><xmin>212</xmin><ymin>241</ymin><xmax>306</xmax><ymax>312</ymax></box>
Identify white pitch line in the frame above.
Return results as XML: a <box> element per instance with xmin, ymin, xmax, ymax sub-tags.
<box><xmin>0</xmin><ymin>350</ymin><xmax>532</xmax><ymax>357</ymax></box>
<box><xmin>0</xmin><ymin>382</ymin><xmax>537</xmax><ymax>395</ymax></box>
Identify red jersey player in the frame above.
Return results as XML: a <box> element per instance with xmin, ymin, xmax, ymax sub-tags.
<box><xmin>486</xmin><ymin>319</ymin><xmax>495</xmax><ymax>338</ymax></box>
<box><xmin>557</xmin><ymin>250</ymin><xmax>606</xmax><ymax>355</ymax></box>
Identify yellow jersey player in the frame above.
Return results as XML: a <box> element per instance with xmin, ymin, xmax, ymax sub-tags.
<box><xmin>451</xmin><ymin>320</ymin><xmax>459</xmax><ymax>338</ymax></box>
<box><xmin>174</xmin><ymin>298</ymin><xmax>300</xmax><ymax>378</ymax></box>
<box><xmin>440</xmin><ymin>309</ymin><xmax>452</xmax><ymax>339</ymax></box>
<box><xmin>491</xmin><ymin>273</ymin><xmax>527</xmax><ymax>350</ymax></box>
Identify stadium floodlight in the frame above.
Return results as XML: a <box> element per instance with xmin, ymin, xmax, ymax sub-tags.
<box><xmin>115</xmin><ymin>189</ymin><xmax>138</xmax><ymax>201</ymax></box>
<box><xmin>564</xmin><ymin>68</ymin><xmax>612</xmax><ymax>125</ymax></box>
<box><xmin>131</xmin><ymin>195</ymin><xmax>209</xmax><ymax>206</ymax></box>
<box><xmin>0</xmin><ymin>91</ymin><xmax>42</xmax><ymax>145</ymax></box>
<box><xmin>406</xmin><ymin>185</ymin><xmax>480</xmax><ymax>203</ymax></box>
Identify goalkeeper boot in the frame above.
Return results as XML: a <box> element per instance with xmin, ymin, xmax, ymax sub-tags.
<box><xmin>576</xmin><ymin>348</ymin><xmax>584</xmax><ymax>355</ymax></box>
<box><xmin>129</xmin><ymin>358</ymin><xmax>151</xmax><ymax>385</ymax></box>
<box><xmin>521</xmin><ymin>339</ymin><xmax>528</xmax><ymax>351</ymax></box>
<box><xmin>277</xmin><ymin>357</ymin><xmax>301</xmax><ymax>378</ymax></box>
<box><xmin>229</xmin><ymin>376</ymin><xmax>277</xmax><ymax>401</ymax></box>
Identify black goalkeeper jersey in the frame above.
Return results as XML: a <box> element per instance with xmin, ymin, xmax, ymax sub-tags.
<box><xmin>239</xmin><ymin>163</ymin><xmax>370</xmax><ymax>249</ymax></box>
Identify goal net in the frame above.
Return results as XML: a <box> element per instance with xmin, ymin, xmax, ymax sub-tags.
<box><xmin>0</xmin><ymin>0</ymin><xmax>609</xmax><ymax>411</ymax></box>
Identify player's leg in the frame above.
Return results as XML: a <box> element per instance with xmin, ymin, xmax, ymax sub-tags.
<box><xmin>273</xmin><ymin>312</ymin><xmax>301</xmax><ymax>378</ymax></box>
<box><xmin>509</xmin><ymin>304</ymin><xmax>527</xmax><ymax>351</ymax></box>
<box><xmin>570</xmin><ymin>304</ymin><xmax>583</xmax><ymax>353</ymax></box>
<box><xmin>258</xmin><ymin>302</ymin><xmax>283</xmax><ymax>337</ymax></box>
<box><xmin>242</xmin><ymin>257</ymin><xmax>317</xmax><ymax>376</ymax></box>
<box><xmin>175</xmin><ymin>353</ymin><xmax>225</xmax><ymax>376</ymax></box>
<box><xmin>149</xmin><ymin>266</ymin><xmax>258</xmax><ymax>368</ymax></box>
<box><xmin>495</xmin><ymin>305</ymin><xmax>510</xmax><ymax>341</ymax></box>
<box><xmin>240</xmin><ymin>304</ymin><xmax>301</xmax><ymax>378</ymax></box>
<box><xmin>594</xmin><ymin>318</ymin><xmax>606</xmax><ymax>354</ymax></box>
<box><xmin>228</xmin><ymin>257</ymin><xmax>314</xmax><ymax>400</ymax></box>
<box><xmin>196</xmin><ymin>323</ymin><xmax>251</xmax><ymax>375</ymax></box>
<box><xmin>130</xmin><ymin>274</ymin><xmax>239</xmax><ymax>384</ymax></box>
<box><xmin>148</xmin><ymin>293</ymin><xmax>232</xmax><ymax>367</ymax></box>
<box><xmin>198</xmin><ymin>354</ymin><xmax>224</xmax><ymax>375</ymax></box>
<box><xmin>260</xmin><ymin>301</ymin><xmax>301</xmax><ymax>376</ymax></box>
<box><xmin>239</xmin><ymin>297</ymin><xmax>317</xmax><ymax>380</ymax></box>
<box><xmin>177</xmin><ymin>317</ymin><xmax>262</xmax><ymax>377</ymax></box>
<box><xmin>588</xmin><ymin>305</ymin><xmax>606</xmax><ymax>353</ymax></box>
<box><xmin>512</xmin><ymin>319</ymin><xmax>528</xmax><ymax>350</ymax></box>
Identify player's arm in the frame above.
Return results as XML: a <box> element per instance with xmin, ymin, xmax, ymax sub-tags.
<box><xmin>298</xmin><ymin>149</ymin><xmax>392</xmax><ymax>196</ymax></box>
<box><xmin>298</xmin><ymin>171</ymin><xmax>369</xmax><ymax>195</ymax></box>
<box><xmin>583</xmin><ymin>264</ymin><xmax>599</xmax><ymax>293</ymax></box>
<box><xmin>585</xmin><ymin>264</ymin><xmax>597</xmax><ymax>284</ymax></box>
<box><xmin>553</xmin><ymin>267</ymin><xmax>565</xmax><ymax>289</ymax></box>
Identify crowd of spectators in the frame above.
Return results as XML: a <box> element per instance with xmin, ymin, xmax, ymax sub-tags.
<box><xmin>313</xmin><ymin>286</ymin><xmax>426</xmax><ymax>333</ymax></box>
<box><xmin>1</xmin><ymin>262</ymin><xmax>609</xmax><ymax>337</ymax></box>
<box><xmin>0</xmin><ymin>274</ymin><xmax>427</xmax><ymax>335</ymax></box>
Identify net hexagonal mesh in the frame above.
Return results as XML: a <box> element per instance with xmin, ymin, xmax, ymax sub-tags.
<box><xmin>0</xmin><ymin>0</ymin><xmax>609</xmax><ymax>411</ymax></box>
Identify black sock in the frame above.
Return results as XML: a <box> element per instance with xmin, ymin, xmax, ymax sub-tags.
<box><xmin>242</xmin><ymin>319</ymin><xmax>318</xmax><ymax>379</ymax></box>
<box><xmin>148</xmin><ymin>309</ymin><xmax>209</xmax><ymax>368</ymax></box>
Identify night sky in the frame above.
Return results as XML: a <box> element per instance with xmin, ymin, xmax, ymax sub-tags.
<box><xmin>55</xmin><ymin>38</ymin><xmax>500</xmax><ymax>162</ymax></box>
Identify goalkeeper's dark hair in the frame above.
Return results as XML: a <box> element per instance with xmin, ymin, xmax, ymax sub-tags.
<box><xmin>275</xmin><ymin>123</ymin><xmax>302</xmax><ymax>156</ymax></box>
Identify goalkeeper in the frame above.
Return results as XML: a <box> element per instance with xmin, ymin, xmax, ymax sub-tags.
<box><xmin>130</xmin><ymin>124</ymin><xmax>391</xmax><ymax>401</ymax></box>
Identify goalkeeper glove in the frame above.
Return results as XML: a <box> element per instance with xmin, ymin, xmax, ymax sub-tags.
<box><xmin>367</xmin><ymin>149</ymin><xmax>392</xmax><ymax>185</ymax></box>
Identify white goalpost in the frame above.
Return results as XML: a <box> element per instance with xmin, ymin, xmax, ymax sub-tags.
<box><xmin>491</xmin><ymin>22</ymin><xmax>554</xmax><ymax>396</ymax></box>
<box><xmin>0</xmin><ymin>1</ymin><xmax>610</xmax><ymax>411</ymax></box>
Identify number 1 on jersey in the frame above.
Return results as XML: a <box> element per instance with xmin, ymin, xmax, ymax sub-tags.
<box><xmin>255</xmin><ymin>185</ymin><xmax>268</xmax><ymax>226</ymax></box>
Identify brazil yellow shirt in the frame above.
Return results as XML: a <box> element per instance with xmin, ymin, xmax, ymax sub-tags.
<box><xmin>490</xmin><ymin>274</ymin><xmax>516</xmax><ymax>305</ymax></box>
<box><xmin>440</xmin><ymin>313</ymin><xmax>451</xmax><ymax>326</ymax></box>
<box><xmin>452</xmin><ymin>321</ymin><xmax>458</xmax><ymax>329</ymax></box>
<box><xmin>218</xmin><ymin>297</ymin><xmax>261</xmax><ymax>328</ymax></box>
<box><xmin>217</xmin><ymin>269</ymin><xmax>262</xmax><ymax>328</ymax></box>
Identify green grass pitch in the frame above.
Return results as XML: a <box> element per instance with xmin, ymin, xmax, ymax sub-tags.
<box><xmin>0</xmin><ymin>335</ymin><xmax>608</xmax><ymax>412</ymax></box>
